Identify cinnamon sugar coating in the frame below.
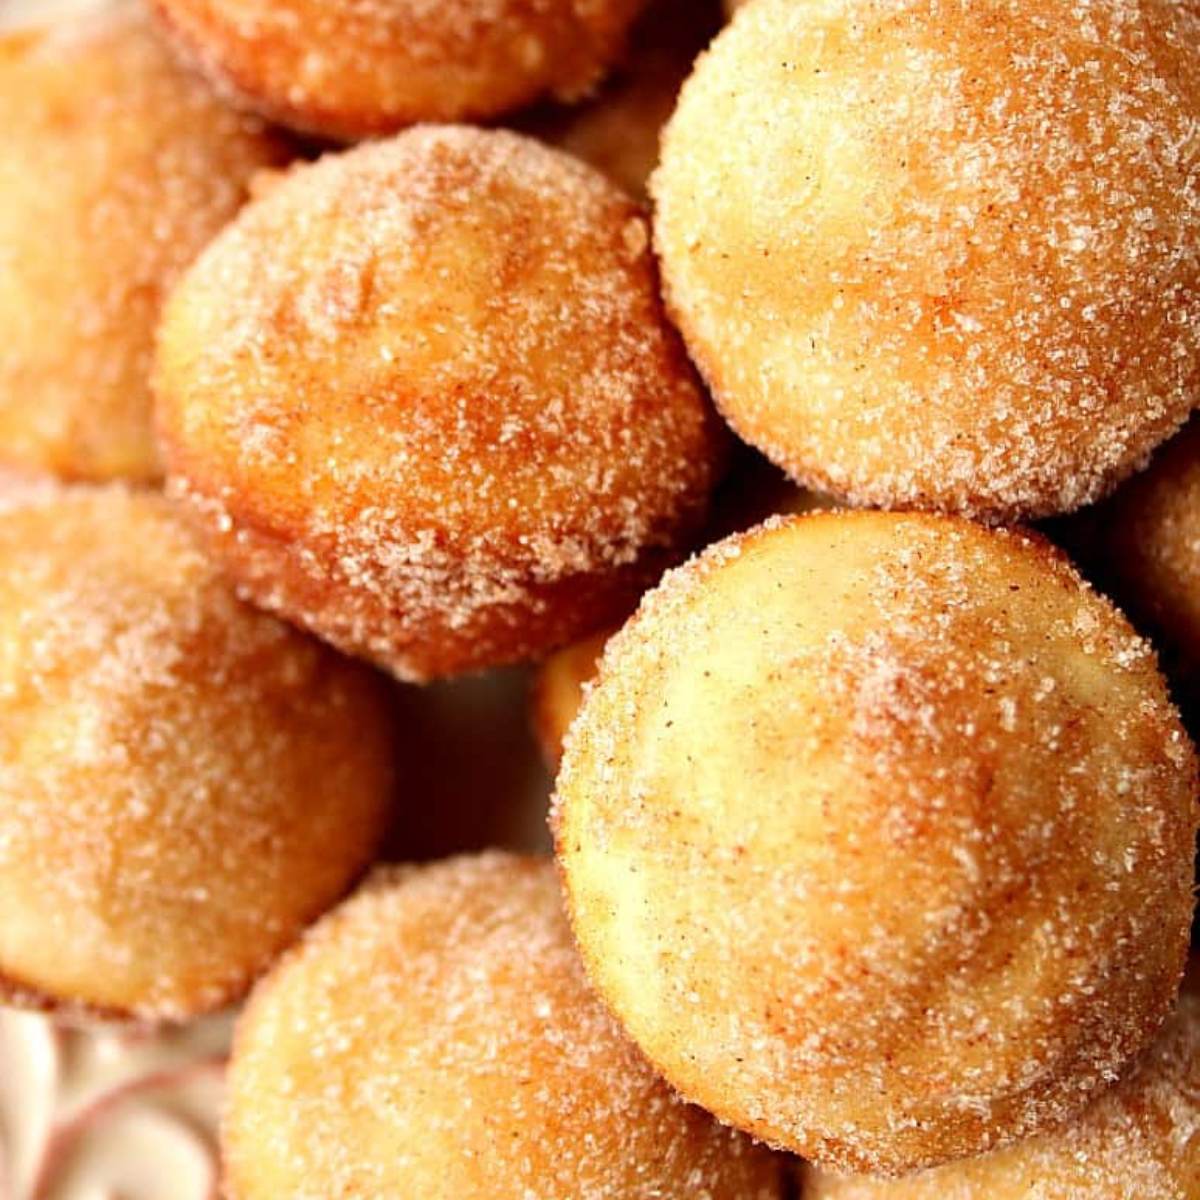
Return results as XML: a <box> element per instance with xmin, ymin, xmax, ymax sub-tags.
<box><xmin>151</xmin><ymin>0</ymin><xmax>648</xmax><ymax>140</ymax></box>
<box><xmin>802</xmin><ymin>969</ymin><xmax>1200</xmax><ymax>1198</ymax></box>
<box><xmin>554</xmin><ymin>511</ymin><xmax>1198</xmax><ymax>1175</ymax></box>
<box><xmin>1100</xmin><ymin>419</ymin><xmax>1200</xmax><ymax>695</ymax></box>
<box><xmin>653</xmin><ymin>0</ymin><xmax>1200</xmax><ymax>521</ymax></box>
<box><xmin>531</xmin><ymin>626</ymin><xmax>616</xmax><ymax>768</ymax></box>
<box><xmin>0</xmin><ymin>2</ymin><xmax>287</xmax><ymax>484</ymax></box>
<box><xmin>224</xmin><ymin>853</ymin><xmax>784</xmax><ymax>1199</ymax></box>
<box><xmin>0</xmin><ymin>484</ymin><xmax>395</xmax><ymax>1021</ymax></box>
<box><xmin>154</xmin><ymin>126</ymin><xmax>724</xmax><ymax>682</ymax></box>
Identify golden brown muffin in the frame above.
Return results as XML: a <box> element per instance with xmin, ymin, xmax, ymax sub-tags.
<box><xmin>223</xmin><ymin>853</ymin><xmax>785</xmax><ymax>1199</ymax></box>
<box><xmin>555</xmin><ymin>511</ymin><xmax>1198</xmax><ymax>1175</ymax></box>
<box><xmin>1101</xmin><ymin>419</ymin><xmax>1200</xmax><ymax>688</ymax></box>
<box><xmin>531</xmin><ymin>627</ymin><xmax>616</xmax><ymax>768</ymax></box>
<box><xmin>802</xmin><ymin>967</ymin><xmax>1200</xmax><ymax>1199</ymax></box>
<box><xmin>151</xmin><ymin>0</ymin><xmax>648</xmax><ymax>140</ymax></box>
<box><xmin>155</xmin><ymin>126</ymin><xmax>725</xmax><ymax>683</ymax></box>
<box><xmin>0</xmin><ymin>2</ymin><xmax>287</xmax><ymax>484</ymax></box>
<box><xmin>653</xmin><ymin>0</ymin><xmax>1200</xmax><ymax>521</ymax></box>
<box><xmin>0</xmin><ymin>483</ymin><xmax>395</xmax><ymax>1022</ymax></box>
<box><xmin>520</xmin><ymin>0</ymin><xmax>721</xmax><ymax>199</ymax></box>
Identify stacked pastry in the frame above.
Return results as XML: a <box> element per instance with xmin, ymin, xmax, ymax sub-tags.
<box><xmin>1</xmin><ymin>1</ymin><xmax>1199</xmax><ymax>1197</ymax></box>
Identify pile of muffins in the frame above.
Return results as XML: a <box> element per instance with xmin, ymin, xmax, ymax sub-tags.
<box><xmin>2</xmin><ymin>0</ymin><xmax>1200</xmax><ymax>1196</ymax></box>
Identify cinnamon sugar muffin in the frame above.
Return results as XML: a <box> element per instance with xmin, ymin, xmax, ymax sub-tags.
<box><xmin>1100</xmin><ymin>419</ymin><xmax>1200</xmax><ymax>695</ymax></box>
<box><xmin>224</xmin><ymin>853</ymin><xmax>784</xmax><ymax>1198</ymax></box>
<box><xmin>0</xmin><ymin>483</ymin><xmax>394</xmax><ymax>1021</ymax></box>
<box><xmin>802</xmin><ymin>967</ymin><xmax>1200</xmax><ymax>1198</ymax></box>
<box><xmin>531</xmin><ymin>626</ymin><xmax>616</xmax><ymax>768</ymax></box>
<box><xmin>151</xmin><ymin>0</ymin><xmax>648</xmax><ymax>140</ymax></box>
<box><xmin>0</xmin><ymin>1</ymin><xmax>286</xmax><ymax>484</ymax></box>
<box><xmin>155</xmin><ymin>126</ymin><xmax>724</xmax><ymax>681</ymax></box>
<box><xmin>555</xmin><ymin>511</ymin><xmax>1198</xmax><ymax>1175</ymax></box>
<box><xmin>654</xmin><ymin>0</ymin><xmax>1200</xmax><ymax>520</ymax></box>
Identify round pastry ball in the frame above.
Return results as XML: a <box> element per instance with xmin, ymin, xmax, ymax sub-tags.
<box><xmin>151</xmin><ymin>0</ymin><xmax>649</xmax><ymax>141</ymax></box>
<box><xmin>531</xmin><ymin>627</ymin><xmax>617</xmax><ymax>768</ymax></box>
<box><xmin>1102</xmin><ymin>420</ymin><xmax>1200</xmax><ymax>688</ymax></box>
<box><xmin>0</xmin><ymin>2</ymin><xmax>286</xmax><ymax>484</ymax></box>
<box><xmin>653</xmin><ymin>0</ymin><xmax>1200</xmax><ymax>521</ymax></box>
<box><xmin>802</xmin><ymin>969</ymin><xmax>1200</xmax><ymax>1200</ymax></box>
<box><xmin>224</xmin><ymin>853</ymin><xmax>784</xmax><ymax>1199</ymax></box>
<box><xmin>0</xmin><ymin>484</ymin><xmax>395</xmax><ymax>1021</ymax></box>
<box><xmin>520</xmin><ymin>0</ymin><xmax>721</xmax><ymax>199</ymax></box>
<box><xmin>155</xmin><ymin>126</ymin><xmax>724</xmax><ymax>683</ymax></box>
<box><xmin>554</xmin><ymin>511</ymin><xmax>1198</xmax><ymax>1175</ymax></box>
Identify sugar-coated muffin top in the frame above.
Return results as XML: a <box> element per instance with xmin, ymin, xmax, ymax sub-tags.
<box><xmin>556</xmin><ymin>510</ymin><xmax>1198</xmax><ymax>1174</ymax></box>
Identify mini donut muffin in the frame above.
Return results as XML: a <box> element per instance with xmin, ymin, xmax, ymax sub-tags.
<box><xmin>0</xmin><ymin>0</ymin><xmax>106</xmax><ymax>31</ymax></box>
<box><xmin>1101</xmin><ymin>419</ymin><xmax>1200</xmax><ymax>690</ymax></box>
<box><xmin>155</xmin><ymin>126</ymin><xmax>724</xmax><ymax>683</ymax></box>
<box><xmin>802</xmin><ymin>968</ymin><xmax>1200</xmax><ymax>1199</ymax></box>
<box><xmin>151</xmin><ymin>0</ymin><xmax>649</xmax><ymax>141</ymax></box>
<box><xmin>0</xmin><ymin>2</ymin><xmax>286</xmax><ymax>484</ymax></box>
<box><xmin>555</xmin><ymin>511</ymin><xmax>1198</xmax><ymax>1175</ymax></box>
<box><xmin>0</xmin><ymin>484</ymin><xmax>395</xmax><ymax>1021</ymax></box>
<box><xmin>653</xmin><ymin>0</ymin><xmax>1200</xmax><ymax>521</ymax></box>
<box><xmin>521</xmin><ymin>0</ymin><xmax>721</xmax><ymax>199</ymax></box>
<box><xmin>532</xmin><ymin>627</ymin><xmax>617</xmax><ymax>768</ymax></box>
<box><xmin>223</xmin><ymin>853</ymin><xmax>784</xmax><ymax>1199</ymax></box>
